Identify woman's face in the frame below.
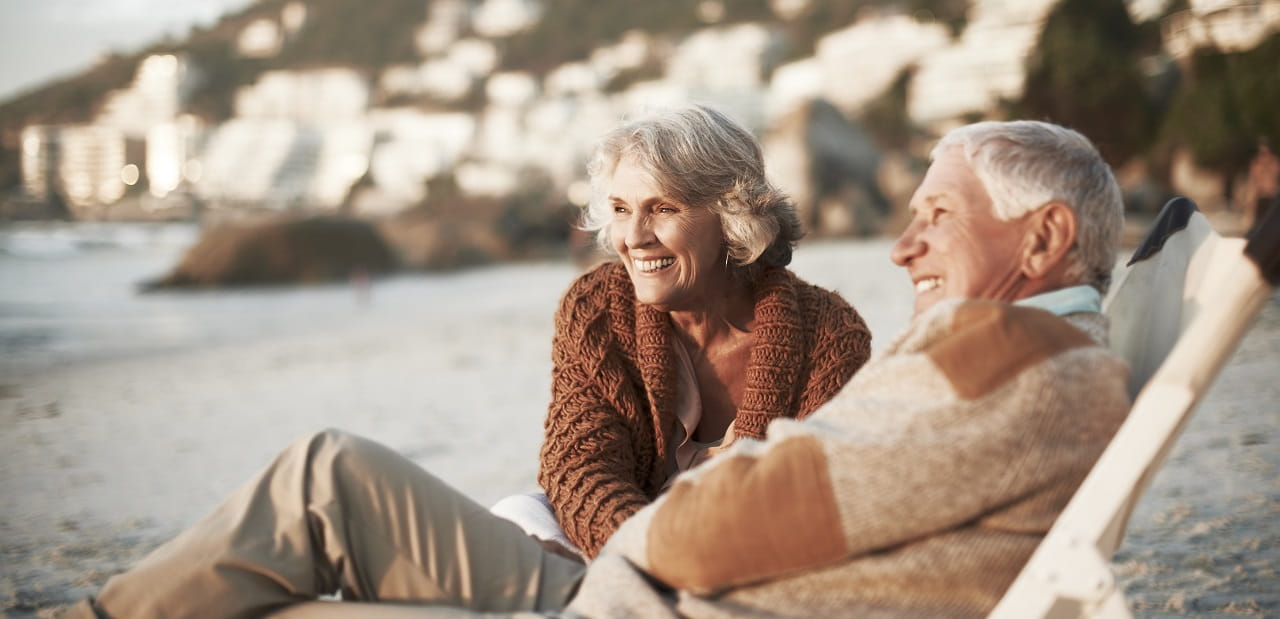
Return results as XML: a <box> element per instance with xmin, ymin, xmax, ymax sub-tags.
<box><xmin>607</xmin><ymin>157</ymin><xmax>727</xmax><ymax>312</ymax></box>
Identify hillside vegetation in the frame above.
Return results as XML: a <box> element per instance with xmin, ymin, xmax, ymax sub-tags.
<box><xmin>0</xmin><ymin>0</ymin><xmax>1276</xmax><ymax>210</ymax></box>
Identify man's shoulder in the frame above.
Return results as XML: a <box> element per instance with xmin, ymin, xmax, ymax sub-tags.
<box><xmin>919</xmin><ymin>300</ymin><xmax>1115</xmax><ymax>401</ymax></box>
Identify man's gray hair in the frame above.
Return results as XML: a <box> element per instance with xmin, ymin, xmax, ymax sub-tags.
<box><xmin>933</xmin><ymin>120</ymin><xmax>1124</xmax><ymax>293</ymax></box>
<box><xmin>582</xmin><ymin>104</ymin><xmax>802</xmax><ymax>282</ymax></box>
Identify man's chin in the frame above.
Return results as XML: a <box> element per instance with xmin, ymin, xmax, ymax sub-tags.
<box><xmin>912</xmin><ymin>297</ymin><xmax>935</xmax><ymax>317</ymax></box>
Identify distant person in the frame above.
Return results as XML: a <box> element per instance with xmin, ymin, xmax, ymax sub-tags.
<box><xmin>61</xmin><ymin>119</ymin><xmax>1130</xmax><ymax>618</ymax></box>
<box><xmin>1246</xmin><ymin>138</ymin><xmax>1279</xmax><ymax>237</ymax></box>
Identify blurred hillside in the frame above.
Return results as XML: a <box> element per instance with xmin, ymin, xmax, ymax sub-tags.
<box><xmin>0</xmin><ymin>0</ymin><xmax>1276</xmax><ymax>267</ymax></box>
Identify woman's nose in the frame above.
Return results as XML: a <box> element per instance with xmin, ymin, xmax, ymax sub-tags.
<box><xmin>890</xmin><ymin>221</ymin><xmax>924</xmax><ymax>266</ymax></box>
<box><xmin>625</xmin><ymin>213</ymin><xmax>657</xmax><ymax>248</ymax></box>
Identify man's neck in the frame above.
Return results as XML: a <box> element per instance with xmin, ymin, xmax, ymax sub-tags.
<box><xmin>1014</xmin><ymin>285</ymin><xmax>1102</xmax><ymax>317</ymax></box>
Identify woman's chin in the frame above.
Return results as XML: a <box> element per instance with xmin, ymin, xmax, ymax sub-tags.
<box><xmin>632</xmin><ymin>285</ymin><xmax>683</xmax><ymax>311</ymax></box>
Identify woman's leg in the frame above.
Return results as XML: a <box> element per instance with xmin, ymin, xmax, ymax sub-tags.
<box><xmin>75</xmin><ymin>429</ymin><xmax>584</xmax><ymax>618</ymax></box>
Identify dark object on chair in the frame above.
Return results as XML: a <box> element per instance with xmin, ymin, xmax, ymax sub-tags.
<box><xmin>1127</xmin><ymin>197</ymin><xmax>1197</xmax><ymax>267</ymax></box>
<box><xmin>1245</xmin><ymin>200</ymin><xmax>1280</xmax><ymax>286</ymax></box>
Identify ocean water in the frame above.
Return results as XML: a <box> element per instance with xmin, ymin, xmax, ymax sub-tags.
<box><xmin>0</xmin><ymin>221</ymin><xmax>583</xmax><ymax>377</ymax></box>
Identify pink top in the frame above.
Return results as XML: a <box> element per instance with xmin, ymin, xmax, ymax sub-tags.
<box><xmin>663</xmin><ymin>336</ymin><xmax>738</xmax><ymax>488</ymax></box>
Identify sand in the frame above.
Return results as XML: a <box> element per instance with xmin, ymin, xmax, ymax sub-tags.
<box><xmin>1</xmin><ymin>238</ymin><xmax>1276</xmax><ymax>617</ymax></box>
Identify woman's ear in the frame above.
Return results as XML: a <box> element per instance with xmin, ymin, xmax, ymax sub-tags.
<box><xmin>1022</xmin><ymin>202</ymin><xmax>1078</xmax><ymax>281</ymax></box>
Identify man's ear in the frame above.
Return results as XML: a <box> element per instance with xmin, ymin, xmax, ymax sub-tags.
<box><xmin>1022</xmin><ymin>202</ymin><xmax>1078</xmax><ymax>280</ymax></box>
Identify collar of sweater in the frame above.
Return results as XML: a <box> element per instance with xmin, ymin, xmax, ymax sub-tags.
<box><xmin>619</xmin><ymin>264</ymin><xmax>807</xmax><ymax>442</ymax></box>
<box><xmin>883</xmin><ymin>297</ymin><xmax>1109</xmax><ymax>358</ymax></box>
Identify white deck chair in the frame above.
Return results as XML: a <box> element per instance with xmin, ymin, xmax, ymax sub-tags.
<box><xmin>989</xmin><ymin>198</ymin><xmax>1280</xmax><ymax>618</ymax></box>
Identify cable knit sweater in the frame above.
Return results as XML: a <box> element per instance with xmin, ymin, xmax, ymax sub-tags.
<box><xmin>539</xmin><ymin>261</ymin><xmax>871</xmax><ymax>558</ymax></box>
<box><xmin>566</xmin><ymin>299</ymin><xmax>1131</xmax><ymax>618</ymax></box>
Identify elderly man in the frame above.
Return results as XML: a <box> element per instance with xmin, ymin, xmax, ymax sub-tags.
<box><xmin>64</xmin><ymin>120</ymin><xmax>1130</xmax><ymax>619</ymax></box>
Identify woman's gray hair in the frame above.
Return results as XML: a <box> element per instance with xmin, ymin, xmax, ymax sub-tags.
<box><xmin>581</xmin><ymin>104</ymin><xmax>802</xmax><ymax>282</ymax></box>
<box><xmin>933</xmin><ymin>120</ymin><xmax>1124</xmax><ymax>293</ymax></box>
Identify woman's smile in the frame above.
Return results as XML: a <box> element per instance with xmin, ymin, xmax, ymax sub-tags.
<box><xmin>633</xmin><ymin>257</ymin><xmax>677</xmax><ymax>273</ymax></box>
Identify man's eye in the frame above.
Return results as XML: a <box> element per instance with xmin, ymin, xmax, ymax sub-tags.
<box><xmin>612</xmin><ymin>205</ymin><xmax>628</xmax><ymax>215</ymax></box>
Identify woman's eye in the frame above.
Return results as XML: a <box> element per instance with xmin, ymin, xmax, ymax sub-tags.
<box><xmin>612</xmin><ymin>205</ymin><xmax>628</xmax><ymax>215</ymax></box>
<box><xmin>657</xmin><ymin>205</ymin><xmax>677</xmax><ymax>214</ymax></box>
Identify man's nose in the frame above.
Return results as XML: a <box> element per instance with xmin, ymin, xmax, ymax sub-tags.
<box><xmin>890</xmin><ymin>221</ymin><xmax>924</xmax><ymax>266</ymax></box>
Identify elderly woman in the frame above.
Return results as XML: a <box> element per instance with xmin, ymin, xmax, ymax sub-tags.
<box><xmin>60</xmin><ymin>105</ymin><xmax>869</xmax><ymax>618</ymax></box>
<box><xmin>523</xmin><ymin>105</ymin><xmax>871</xmax><ymax>558</ymax></box>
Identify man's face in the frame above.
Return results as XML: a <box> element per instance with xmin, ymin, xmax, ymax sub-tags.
<box><xmin>891</xmin><ymin>147</ymin><xmax>1035</xmax><ymax>316</ymax></box>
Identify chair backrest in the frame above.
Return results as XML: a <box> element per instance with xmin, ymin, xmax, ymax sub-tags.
<box><xmin>1103</xmin><ymin>197</ymin><xmax>1245</xmax><ymax>398</ymax></box>
<box><xmin>989</xmin><ymin>198</ymin><xmax>1280</xmax><ymax>618</ymax></box>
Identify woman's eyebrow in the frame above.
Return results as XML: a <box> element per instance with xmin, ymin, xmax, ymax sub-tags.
<box><xmin>608</xmin><ymin>195</ymin><xmax>669</xmax><ymax>208</ymax></box>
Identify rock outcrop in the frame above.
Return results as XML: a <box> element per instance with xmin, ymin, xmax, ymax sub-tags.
<box><xmin>143</xmin><ymin>216</ymin><xmax>397</xmax><ymax>289</ymax></box>
<box><xmin>765</xmin><ymin>98</ymin><xmax>890</xmax><ymax>237</ymax></box>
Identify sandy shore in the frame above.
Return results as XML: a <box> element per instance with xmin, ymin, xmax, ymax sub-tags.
<box><xmin>1</xmin><ymin>239</ymin><xmax>1276</xmax><ymax>617</ymax></box>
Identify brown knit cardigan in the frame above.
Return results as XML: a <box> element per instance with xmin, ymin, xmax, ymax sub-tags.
<box><xmin>538</xmin><ymin>261</ymin><xmax>871</xmax><ymax>557</ymax></box>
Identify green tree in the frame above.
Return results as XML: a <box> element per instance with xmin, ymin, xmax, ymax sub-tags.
<box><xmin>1161</xmin><ymin>33</ymin><xmax>1280</xmax><ymax>182</ymax></box>
<box><xmin>1017</xmin><ymin>0</ymin><xmax>1152</xmax><ymax>166</ymax></box>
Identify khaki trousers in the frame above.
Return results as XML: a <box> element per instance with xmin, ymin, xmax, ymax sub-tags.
<box><xmin>70</xmin><ymin>429</ymin><xmax>586</xmax><ymax>618</ymax></box>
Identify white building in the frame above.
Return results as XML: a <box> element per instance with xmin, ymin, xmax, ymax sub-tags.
<box><xmin>196</xmin><ymin>119</ymin><xmax>298</xmax><ymax>206</ymax></box>
<box><xmin>472</xmin><ymin>0</ymin><xmax>542</xmax><ymax>38</ymax></box>
<box><xmin>588</xmin><ymin>30</ymin><xmax>655</xmax><ymax>80</ymax></box>
<box><xmin>521</xmin><ymin>96</ymin><xmax>614</xmax><ymax>191</ymax></box>
<box><xmin>282</xmin><ymin>1</ymin><xmax>307</xmax><ymax>37</ymax></box>
<box><xmin>97</xmin><ymin>54</ymin><xmax>197</xmax><ymax>139</ymax></box>
<box><xmin>667</xmin><ymin>23</ymin><xmax>784</xmax><ymax>93</ymax></box>
<box><xmin>20</xmin><ymin>126</ymin><xmax>58</xmax><ymax>201</ymax></box>
<box><xmin>363</xmin><ymin>109</ymin><xmax>477</xmax><ymax>209</ymax></box>
<box><xmin>386</xmin><ymin>38</ymin><xmax>499</xmax><ymax>102</ymax></box>
<box><xmin>908</xmin><ymin>0</ymin><xmax>1059</xmax><ymax>128</ymax></box>
<box><xmin>145</xmin><ymin>115</ymin><xmax>205</xmax><ymax>200</ymax></box>
<box><xmin>544</xmin><ymin>61</ymin><xmax>603</xmax><ymax>98</ymax></box>
<box><xmin>810</xmin><ymin>15</ymin><xmax>950</xmax><ymax>116</ymax></box>
<box><xmin>235</xmin><ymin>69</ymin><xmax>370</xmax><ymax>122</ymax></box>
<box><xmin>238</xmin><ymin>17</ymin><xmax>283</xmax><ymax>58</ymax></box>
<box><xmin>195</xmin><ymin>117</ymin><xmax>372</xmax><ymax>210</ymax></box>
<box><xmin>55</xmin><ymin>125</ymin><xmax>129</xmax><ymax>209</ymax></box>
<box><xmin>418</xmin><ymin>58</ymin><xmax>476</xmax><ymax>101</ymax></box>
<box><xmin>486</xmin><ymin>72</ymin><xmax>540</xmax><ymax>108</ymax></box>
<box><xmin>662</xmin><ymin>23</ymin><xmax>784</xmax><ymax>132</ymax></box>
<box><xmin>1163</xmin><ymin>0</ymin><xmax>1280</xmax><ymax>57</ymax></box>
<box><xmin>416</xmin><ymin>0</ymin><xmax>471</xmax><ymax>55</ymax></box>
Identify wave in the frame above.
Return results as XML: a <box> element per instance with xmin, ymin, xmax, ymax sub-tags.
<box><xmin>0</xmin><ymin>222</ymin><xmax>200</xmax><ymax>258</ymax></box>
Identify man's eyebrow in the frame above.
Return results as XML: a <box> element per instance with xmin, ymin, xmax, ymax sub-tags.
<box><xmin>908</xmin><ymin>193</ymin><xmax>945</xmax><ymax>215</ymax></box>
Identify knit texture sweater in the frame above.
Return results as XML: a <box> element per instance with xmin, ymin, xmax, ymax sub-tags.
<box><xmin>539</xmin><ymin>261</ymin><xmax>871</xmax><ymax>558</ymax></box>
<box><xmin>566</xmin><ymin>299</ymin><xmax>1131</xmax><ymax>618</ymax></box>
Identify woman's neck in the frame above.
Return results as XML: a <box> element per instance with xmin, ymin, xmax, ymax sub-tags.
<box><xmin>668</xmin><ymin>276</ymin><xmax>755</xmax><ymax>348</ymax></box>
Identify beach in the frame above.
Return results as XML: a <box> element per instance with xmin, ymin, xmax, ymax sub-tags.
<box><xmin>0</xmin><ymin>223</ymin><xmax>1276</xmax><ymax>616</ymax></box>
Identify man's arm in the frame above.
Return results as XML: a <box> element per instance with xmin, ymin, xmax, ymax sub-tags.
<box><xmin>603</xmin><ymin>302</ymin><xmax>1130</xmax><ymax>594</ymax></box>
